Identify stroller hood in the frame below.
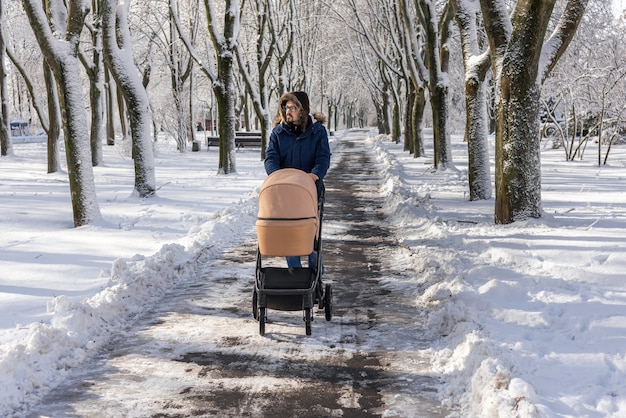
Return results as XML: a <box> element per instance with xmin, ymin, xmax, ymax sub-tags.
<box><xmin>257</xmin><ymin>168</ymin><xmax>319</xmax><ymax>256</ymax></box>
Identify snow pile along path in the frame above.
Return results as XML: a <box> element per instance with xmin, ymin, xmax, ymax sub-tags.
<box><xmin>0</xmin><ymin>195</ymin><xmax>259</xmax><ymax>416</ymax></box>
<box><xmin>373</xmin><ymin>132</ymin><xmax>626</xmax><ymax>417</ymax></box>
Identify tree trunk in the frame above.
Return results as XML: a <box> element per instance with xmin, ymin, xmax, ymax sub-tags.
<box><xmin>22</xmin><ymin>0</ymin><xmax>100</xmax><ymax>226</ymax></box>
<box><xmin>214</xmin><ymin>69</ymin><xmax>237</xmax><ymax>174</ymax></box>
<box><xmin>87</xmin><ymin>55</ymin><xmax>104</xmax><ymax>166</ymax></box>
<box><xmin>376</xmin><ymin>86</ymin><xmax>388</xmax><ymax>136</ymax></box>
<box><xmin>116</xmin><ymin>84</ymin><xmax>128</xmax><ymax>141</ymax></box>
<box><xmin>391</xmin><ymin>93</ymin><xmax>401</xmax><ymax>145</ymax></box>
<box><xmin>88</xmin><ymin>13</ymin><xmax>104</xmax><ymax>167</ymax></box>
<box><xmin>465</xmin><ymin>75</ymin><xmax>492</xmax><ymax>200</ymax></box>
<box><xmin>102</xmin><ymin>0</ymin><xmax>156</xmax><ymax>197</ymax></box>
<box><xmin>0</xmin><ymin>2</ymin><xmax>13</xmax><ymax>157</ymax></box>
<box><xmin>105</xmin><ymin>69</ymin><xmax>115</xmax><ymax>145</ymax></box>
<box><xmin>420</xmin><ymin>0</ymin><xmax>453</xmax><ymax>168</ymax></box>
<box><xmin>412</xmin><ymin>85</ymin><xmax>426</xmax><ymax>158</ymax></box>
<box><xmin>481</xmin><ymin>0</ymin><xmax>587</xmax><ymax>223</ymax></box>
<box><xmin>429</xmin><ymin>84</ymin><xmax>451</xmax><ymax>167</ymax></box>
<box><xmin>43</xmin><ymin>61</ymin><xmax>61</xmax><ymax>173</ymax></box>
<box><xmin>188</xmin><ymin>73</ymin><xmax>195</xmax><ymax>146</ymax></box>
<box><xmin>206</xmin><ymin>0</ymin><xmax>239</xmax><ymax>174</ymax></box>
<box><xmin>495</xmin><ymin>66</ymin><xmax>543</xmax><ymax>222</ymax></box>
<box><xmin>169</xmin><ymin>9</ymin><xmax>191</xmax><ymax>153</ymax></box>
<box><xmin>403</xmin><ymin>86</ymin><xmax>415</xmax><ymax>153</ymax></box>
<box><xmin>378</xmin><ymin>67</ymin><xmax>395</xmax><ymax>138</ymax></box>
<box><xmin>58</xmin><ymin>66</ymin><xmax>102</xmax><ymax>225</ymax></box>
<box><xmin>173</xmin><ymin>88</ymin><xmax>188</xmax><ymax>151</ymax></box>
<box><xmin>486</xmin><ymin>0</ymin><xmax>555</xmax><ymax>222</ymax></box>
<box><xmin>455</xmin><ymin>0</ymin><xmax>492</xmax><ymax>200</ymax></box>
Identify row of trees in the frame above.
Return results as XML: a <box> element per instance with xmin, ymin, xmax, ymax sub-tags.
<box><xmin>1</xmin><ymin>0</ymin><xmax>156</xmax><ymax>226</ymax></box>
<box><xmin>0</xmin><ymin>0</ymin><xmax>622</xmax><ymax>227</ymax></box>
<box><xmin>343</xmin><ymin>0</ymin><xmax>593</xmax><ymax>223</ymax></box>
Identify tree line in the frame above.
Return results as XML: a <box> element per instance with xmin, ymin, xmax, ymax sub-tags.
<box><xmin>0</xmin><ymin>0</ymin><xmax>623</xmax><ymax>227</ymax></box>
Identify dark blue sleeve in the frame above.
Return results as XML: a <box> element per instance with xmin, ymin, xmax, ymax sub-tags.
<box><xmin>264</xmin><ymin>130</ymin><xmax>281</xmax><ymax>175</ymax></box>
<box><xmin>311</xmin><ymin>125</ymin><xmax>331</xmax><ymax>181</ymax></box>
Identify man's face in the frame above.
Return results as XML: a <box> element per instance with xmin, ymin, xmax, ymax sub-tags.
<box><xmin>284</xmin><ymin>101</ymin><xmax>301</xmax><ymax>125</ymax></box>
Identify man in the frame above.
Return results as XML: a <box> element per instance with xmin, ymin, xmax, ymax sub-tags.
<box><xmin>264</xmin><ymin>91</ymin><xmax>331</xmax><ymax>269</ymax></box>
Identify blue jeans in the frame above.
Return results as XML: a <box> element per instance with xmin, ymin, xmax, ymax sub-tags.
<box><xmin>287</xmin><ymin>252</ymin><xmax>323</xmax><ymax>273</ymax></box>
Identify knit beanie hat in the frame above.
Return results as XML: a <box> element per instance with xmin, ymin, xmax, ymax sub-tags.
<box><xmin>291</xmin><ymin>91</ymin><xmax>310</xmax><ymax>115</ymax></box>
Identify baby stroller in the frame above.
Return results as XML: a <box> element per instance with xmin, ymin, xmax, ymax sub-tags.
<box><xmin>253</xmin><ymin>168</ymin><xmax>332</xmax><ymax>336</ymax></box>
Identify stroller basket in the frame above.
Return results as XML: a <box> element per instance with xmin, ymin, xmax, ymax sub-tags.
<box><xmin>259</xmin><ymin>267</ymin><xmax>315</xmax><ymax>311</ymax></box>
<box><xmin>256</xmin><ymin>168</ymin><xmax>318</xmax><ymax>257</ymax></box>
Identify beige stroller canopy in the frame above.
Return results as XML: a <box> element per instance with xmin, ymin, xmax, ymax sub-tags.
<box><xmin>256</xmin><ymin>168</ymin><xmax>319</xmax><ymax>257</ymax></box>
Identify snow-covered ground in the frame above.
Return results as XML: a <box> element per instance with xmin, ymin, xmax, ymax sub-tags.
<box><xmin>1</xmin><ymin>130</ymin><xmax>625</xmax><ymax>417</ymax></box>
<box><xmin>376</xmin><ymin>133</ymin><xmax>626</xmax><ymax>418</ymax></box>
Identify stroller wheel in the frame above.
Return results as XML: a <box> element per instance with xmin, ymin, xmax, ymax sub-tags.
<box><xmin>252</xmin><ymin>289</ymin><xmax>258</xmax><ymax>320</ymax></box>
<box><xmin>259</xmin><ymin>307</ymin><xmax>266</xmax><ymax>336</ymax></box>
<box><xmin>304</xmin><ymin>308</ymin><xmax>312</xmax><ymax>336</ymax></box>
<box><xmin>324</xmin><ymin>283</ymin><xmax>333</xmax><ymax>321</ymax></box>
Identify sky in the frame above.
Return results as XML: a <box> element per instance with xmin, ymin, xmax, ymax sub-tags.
<box><xmin>1</xmin><ymin>129</ymin><xmax>625</xmax><ymax>417</ymax></box>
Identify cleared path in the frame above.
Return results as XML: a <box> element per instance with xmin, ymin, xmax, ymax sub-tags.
<box><xmin>26</xmin><ymin>134</ymin><xmax>447</xmax><ymax>417</ymax></box>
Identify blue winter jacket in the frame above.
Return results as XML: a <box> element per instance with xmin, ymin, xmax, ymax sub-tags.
<box><xmin>264</xmin><ymin>116</ymin><xmax>331</xmax><ymax>195</ymax></box>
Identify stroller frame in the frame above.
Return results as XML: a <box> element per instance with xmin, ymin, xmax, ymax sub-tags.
<box><xmin>253</xmin><ymin>185</ymin><xmax>332</xmax><ymax>336</ymax></box>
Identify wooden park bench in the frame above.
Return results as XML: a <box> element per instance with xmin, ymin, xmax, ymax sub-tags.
<box><xmin>205</xmin><ymin>131</ymin><xmax>263</xmax><ymax>150</ymax></box>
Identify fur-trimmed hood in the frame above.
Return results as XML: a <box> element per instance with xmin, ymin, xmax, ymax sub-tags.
<box><xmin>275</xmin><ymin>92</ymin><xmax>326</xmax><ymax>127</ymax></box>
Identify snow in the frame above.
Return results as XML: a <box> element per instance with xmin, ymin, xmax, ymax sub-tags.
<box><xmin>2</xmin><ymin>129</ymin><xmax>626</xmax><ymax>417</ymax></box>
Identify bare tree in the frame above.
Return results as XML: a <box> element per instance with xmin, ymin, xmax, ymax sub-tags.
<box><xmin>272</xmin><ymin>0</ymin><xmax>295</xmax><ymax>95</ymax></box>
<box><xmin>397</xmin><ymin>0</ymin><xmax>456</xmax><ymax>167</ymax></box>
<box><xmin>171</xmin><ymin>0</ymin><xmax>240</xmax><ymax>174</ymax></box>
<box><xmin>167</xmin><ymin>0</ymin><xmax>197</xmax><ymax>152</ymax></box>
<box><xmin>6</xmin><ymin>49</ymin><xmax>49</xmax><ymax>132</ymax></box>
<box><xmin>353</xmin><ymin>0</ymin><xmax>452</xmax><ymax>165</ymax></box>
<box><xmin>207</xmin><ymin>0</ymin><xmax>239</xmax><ymax>174</ymax></box>
<box><xmin>101</xmin><ymin>0</ymin><xmax>156</xmax><ymax>197</ymax></box>
<box><xmin>22</xmin><ymin>0</ymin><xmax>101</xmax><ymax>226</ymax></box>
<box><xmin>350</xmin><ymin>39</ymin><xmax>397</xmax><ymax>139</ymax></box>
<box><xmin>5</xmin><ymin>32</ymin><xmax>64</xmax><ymax>172</ymax></box>
<box><xmin>481</xmin><ymin>0</ymin><xmax>587</xmax><ymax>224</ymax></box>
<box><xmin>236</xmin><ymin>0</ymin><xmax>278</xmax><ymax>160</ymax></box>
<box><xmin>542</xmin><ymin>1</ymin><xmax>626</xmax><ymax>165</ymax></box>
<box><xmin>80</xmin><ymin>0</ymin><xmax>105</xmax><ymax>166</ymax></box>
<box><xmin>292</xmin><ymin>1</ymin><xmax>326</xmax><ymax>93</ymax></box>
<box><xmin>419</xmin><ymin>0</ymin><xmax>455</xmax><ymax>168</ymax></box>
<box><xmin>346</xmin><ymin>0</ymin><xmax>406</xmax><ymax>144</ymax></box>
<box><xmin>398</xmin><ymin>0</ymin><xmax>427</xmax><ymax>154</ymax></box>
